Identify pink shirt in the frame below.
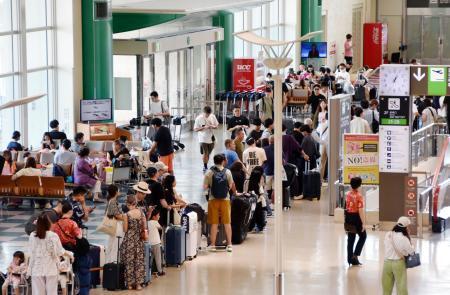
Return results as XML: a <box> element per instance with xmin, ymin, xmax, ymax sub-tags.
<box><xmin>344</xmin><ymin>40</ymin><xmax>353</xmax><ymax>57</ymax></box>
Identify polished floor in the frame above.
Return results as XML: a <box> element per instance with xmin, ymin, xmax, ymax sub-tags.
<box><xmin>1</xmin><ymin>130</ymin><xmax>450</xmax><ymax>294</ymax></box>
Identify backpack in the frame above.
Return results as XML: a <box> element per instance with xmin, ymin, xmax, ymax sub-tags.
<box><xmin>53</xmin><ymin>164</ymin><xmax>66</xmax><ymax>177</ymax></box>
<box><xmin>210</xmin><ymin>166</ymin><xmax>229</xmax><ymax>199</ymax></box>
<box><xmin>371</xmin><ymin>110</ymin><xmax>379</xmax><ymax>133</ymax></box>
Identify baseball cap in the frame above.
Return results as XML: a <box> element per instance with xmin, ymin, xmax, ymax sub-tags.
<box><xmin>397</xmin><ymin>216</ymin><xmax>411</xmax><ymax>228</ymax></box>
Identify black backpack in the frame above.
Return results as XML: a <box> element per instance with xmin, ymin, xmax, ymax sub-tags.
<box><xmin>210</xmin><ymin>166</ymin><xmax>229</xmax><ymax>199</ymax></box>
<box><xmin>371</xmin><ymin>110</ymin><xmax>379</xmax><ymax>133</ymax></box>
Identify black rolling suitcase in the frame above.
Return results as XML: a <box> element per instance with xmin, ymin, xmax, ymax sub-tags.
<box><xmin>102</xmin><ymin>237</ymin><xmax>125</xmax><ymax>291</ymax></box>
<box><xmin>282</xmin><ymin>163</ymin><xmax>298</xmax><ymax>209</ymax></box>
<box><xmin>302</xmin><ymin>161</ymin><xmax>321</xmax><ymax>200</ymax></box>
<box><xmin>207</xmin><ymin>222</ymin><xmax>227</xmax><ymax>247</ymax></box>
<box><xmin>231</xmin><ymin>194</ymin><xmax>256</xmax><ymax>244</ymax></box>
<box><xmin>354</xmin><ymin>85</ymin><xmax>365</xmax><ymax>101</ymax></box>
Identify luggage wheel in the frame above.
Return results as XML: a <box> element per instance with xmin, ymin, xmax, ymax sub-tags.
<box><xmin>177</xmin><ymin>264</ymin><xmax>181</xmax><ymax>268</ymax></box>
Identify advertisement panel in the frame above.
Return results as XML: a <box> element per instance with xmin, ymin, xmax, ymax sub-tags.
<box><xmin>343</xmin><ymin>134</ymin><xmax>379</xmax><ymax>185</ymax></box>
<box><xmin>363</xmin><ymin>23</ymin><xmax>383</xmax><ymax>69</ymax></box>
<box><xmin>233</xmin><ymin>58</ymin><xmax>255</xmax><ymax>91</ymax></box>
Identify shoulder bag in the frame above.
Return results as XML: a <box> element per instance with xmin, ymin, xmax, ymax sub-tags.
<box><xmin>96</xmin><ymin>201</ymin><xmax>118</xmax><ymax>236</ymax></box>
<box><xmin>139</xmin><ymin>210</ymin><xmax>149</xmax><ymax>241</ymax></box>
<box><xmin>390</xmin><ymin>232</ymin><xmax>421</xmax><ymax>268</ymax></box>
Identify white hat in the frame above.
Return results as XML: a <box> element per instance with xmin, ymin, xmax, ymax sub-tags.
<box><xmin>397</xmin><ymin>216</ymin><xmax>411</xmax><ymax>228</ymax></box>
<box><xmin>151</xmin><ymin>161</ymin><xmax>168</xmax><ymax>171</ymax></box>
<box><xmin>133</xmin><ymin>181</ymin><xmax>151</xmax><ymax>194</ymax></box>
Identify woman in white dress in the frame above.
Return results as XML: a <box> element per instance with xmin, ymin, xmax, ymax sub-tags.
<box><xmin>28</xmin><ymin>212</ymin><xmax>73</xmax><ymax>295</ymax></box>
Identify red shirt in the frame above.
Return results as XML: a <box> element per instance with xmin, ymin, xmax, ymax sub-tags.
<box><xmin>346</xmin><ymin>190</ymin><xmax>364</xmax><ymax>213</ymax></box>
<box><xmin>51</xmin><ymin>218</ymin><xmax>81</xmax><ymax>246</ymax></box>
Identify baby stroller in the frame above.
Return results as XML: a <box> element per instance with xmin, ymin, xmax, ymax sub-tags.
<box><xmin>58</xmin><ymin>255</ymin><xmax>79</xmax><ymax>295</ymax></box>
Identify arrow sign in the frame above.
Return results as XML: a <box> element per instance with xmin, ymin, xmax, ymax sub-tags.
<box><xmin>413</xmin><ymin>67</ymin><xmax>425</xmax><ymax>81</ymax></box>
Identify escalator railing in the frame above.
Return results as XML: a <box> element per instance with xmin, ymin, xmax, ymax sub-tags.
<box><xmin>411</xmin><ymin>123</ymin><xmax>448</xmax><ymax>167</ymax></box>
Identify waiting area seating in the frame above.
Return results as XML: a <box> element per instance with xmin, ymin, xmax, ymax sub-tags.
<box><xmin>0</xmin><ymin>175</ymin><xmax>66</xmax><ymax>200</ymax></box>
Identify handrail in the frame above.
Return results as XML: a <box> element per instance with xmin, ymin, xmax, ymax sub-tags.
<box><xmin>411</xmin><ymin>123</ymin><xmax>448</xmax><ymax>167</ymax></box>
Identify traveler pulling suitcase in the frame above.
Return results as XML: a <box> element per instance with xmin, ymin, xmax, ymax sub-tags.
<box><xmin>302</xmin><ymin>161</ymin><xmax>321</xmax><ymax>200</ymax></box>
<box><xmin>102</xmin><ymin>237</ymin><xmax>125</xmax><ymax>291</ymax></box>
<box><xmin>282</xmin><ymin>163</ymin><xmax>298</xmax><ymax>209</ymax></box>
<box><xmin>181</xmin><ymin>211</ymin><xmax>198</xmax><ymax>260</ymax></box>
<box><xmin>231</xmin><ymin>194</ymin><xmax>257</xmax><ymax>244</ymax></box>
<box><xmin>165</xmin><ymin>212</ymin><xmax>186</xmax><ymax>267</ymax></box>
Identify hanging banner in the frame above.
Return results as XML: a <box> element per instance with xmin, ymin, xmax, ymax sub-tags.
<box><xmin>233</xmin><ymin>58</ymin><xmax>255</xmax><ymax>91</ymax></box>
<box><xmin>343</xmin><ymin>134</ymin><xmax>379</xmax><ymax>185</ymax></box>
<box><xmin>363</xmin><ymin>23</ymin><xmax>384</xmax><ymax>69</ymax></box>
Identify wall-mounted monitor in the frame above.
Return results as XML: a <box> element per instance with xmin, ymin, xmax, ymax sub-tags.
<box><xmin>301</xmin><ymin>42</ymin><xmax>328</xmax><ymax>58</ymax></box>
<box><xmin>80</xmin><ymin>99</ymin><xmax>112</xmax><ymax>122</ymax></box>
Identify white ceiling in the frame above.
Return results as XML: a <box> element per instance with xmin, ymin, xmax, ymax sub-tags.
<box><xmin>112</xmin><ymin>0</ymin><xmax>271</xmax><ymax>13</ymax></box>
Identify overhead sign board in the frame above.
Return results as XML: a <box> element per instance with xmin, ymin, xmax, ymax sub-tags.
<box><xmin>428</xmin><ymin>66</ymin><xmax>447</xmax><ymax>95</ymax></box>
<box><xmin>410</xmin><ymin>66</ymin><xmax>428</xmax><ymax>96</ymax></box>
<box><xmin>410</xmin><ymin>65</ymin><xmax>450</xmax><ymax>96</ymax></box>
<box><xmin>407</xmin><ymin>0</ymin><xmax>450</xmax><ymax>7</ymax></box>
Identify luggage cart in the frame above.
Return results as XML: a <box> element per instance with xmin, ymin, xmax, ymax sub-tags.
<box><xmin>170</xmin><ymin>108</ymin><xmax>186</xmax><ymax>151</ymax></box>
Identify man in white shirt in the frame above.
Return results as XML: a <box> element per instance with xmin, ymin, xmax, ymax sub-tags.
<box><xmin>145</xmin><ymin>91</ymin><xmax>170</xmax><ymax>139</ymax></box>
<box><xmin>194</xmin><ymin>105</ymin><xmax>219</xmax><ymax>172</ymax></box>
<box><xmin>243</xmin><ymin>137</ymin><xmax>267</xmax><ymax>176</ymax></box>
<box><xmin>350</xmin><ymin>107</ymin><xmax>371</xmax><ymax>134</ymax></box>
<box><xmin>54</xmin><ymin>139</ymin><xmax>77</xmax><ymax>166</ymax></box>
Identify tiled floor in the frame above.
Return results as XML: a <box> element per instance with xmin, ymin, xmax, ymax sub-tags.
<box><xmin>1</xmin><ymin>130</ymin><xmax>450</xmax><ymax>294</ymax></box>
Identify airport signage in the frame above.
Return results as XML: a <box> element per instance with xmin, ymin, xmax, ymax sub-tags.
<box><xmin>407</xmin><ymin>0</ymin><xmax>450</xmax><ymax>7</ymax></box>
<box><xmin>343</xmin><ymin>134</ymin><xmax>379</xmax><ymax>185</ymax></box>
<box><xmin>404</xmin><ymin>176</ymin><xmax>418</xmax><ymax>235</ymax></box>
<box><xmin>379</xmin><ymin>96</ymin><xmax>410</xmax><ymax>126</ymax></box>
<box><xmin>410</xmin><ymin>65</ymin><xmax>450</xmax><ymax>96</ymax></box>
<box><xmin>233</xmin><ymin>58</ymin><xmax>255</xmax><ymax>91</ymax></box>
<box><xmin>379</xmin><ymin>125</ymin><xmax>411</xmax><ymax>173</ymax></box>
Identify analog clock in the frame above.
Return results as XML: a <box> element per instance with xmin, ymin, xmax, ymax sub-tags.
<box><xmin>379</xmin><ymin>65</ymin><xmax>410</xmax><ymax>96</ymax></box>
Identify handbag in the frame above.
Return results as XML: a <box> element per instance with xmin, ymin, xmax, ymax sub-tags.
<box><xmin>344</xmin><ymin>223</ymin><xmax>358</xmax><ymax>234</ymax></box>
<box><xmin>96</xmin><ymin>201</ymin><xmax>118</xmax><ymax>236</ymax></box>
<box><xmin>172</xmin><ymin>208</ymin><xmax>181</xmax><ymax>226</ymax></box>
<box><xmin>390</xmin><ymin>232</ymin><xmax>421</xmax><ymax>268</ymax></box>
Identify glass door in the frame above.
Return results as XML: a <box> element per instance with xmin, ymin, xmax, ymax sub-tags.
<box><xmin>441</xmin><ymin>17</ymin><xmax>450</xmax><ymax>64</ymax></box>
<box><xmin>422</xmin><ymin>16</ymin><xmax>441</xmax><ymax>64</ymax></box>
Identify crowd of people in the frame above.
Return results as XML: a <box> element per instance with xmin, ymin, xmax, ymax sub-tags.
<box><xmin>0</xmin><ymin>52</ymin><xmax>432</xmax><ymax>294</ymax></box>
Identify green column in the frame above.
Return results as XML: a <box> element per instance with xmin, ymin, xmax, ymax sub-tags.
<box><xmin>213</xmin><ymin>11</ymin><xmax>234</xmax><ymax>93</ymax></box>
<box><xmin>301</xmin><ymin>0</ymin><xmax>322</xmax><ymax>41</ymax></box>
<box><xmin>82</xmin><ymin>0</ymin><xmax>113</xmax><ymax>100</ymax></box>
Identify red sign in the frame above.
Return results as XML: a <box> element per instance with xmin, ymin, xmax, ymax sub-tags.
<box><xmin>233</xmin><ymin>58</ymin><xmax>255</xmax><ymax>91</ymax></box>
<box><xmin>363</xmin><ymin>23</ymin><xmax>383</xmax><ymax>69</ymax></box>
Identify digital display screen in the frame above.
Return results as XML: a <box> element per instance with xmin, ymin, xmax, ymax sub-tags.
<box><xmin>301</xmin><ymin>42</ymin><xmax>327</xmax><ymax>58</ymax></box>
<box><xmin>80</xmin><ymin>99</ymin><xmax>112</xmax><ymax>122</ymax></box>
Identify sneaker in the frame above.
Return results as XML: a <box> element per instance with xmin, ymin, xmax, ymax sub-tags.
<box><xmin>44</xmin><ymin>202</ymin><xmax>52</xmax><ymax>209</ymax></box>
<box><xmin>226</xmin><ymin>245</ymin><xmax>233</xmax><ymax>252</ymax></box>
<box><xmin>208</xmin><ymin>246</ymin><xmax>217</xmax><ymax>252</ymax></box>
<box><xmin>293</xmin><ymin>195</ymin><xmax>303</xmax><ymax>200</ymax></box>
<box><xmin>157</xmin><ymin>271</ymin><xmax>166</xmax><ymax>276</ymax></box>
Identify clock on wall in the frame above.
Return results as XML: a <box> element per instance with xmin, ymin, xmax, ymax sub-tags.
<box><xmin>379</xmin><ymin>65</ymin><xmax>411</xmax><ymax>96</ymax></box>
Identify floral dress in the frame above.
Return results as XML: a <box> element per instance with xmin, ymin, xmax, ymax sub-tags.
<box><xmin>120</xmin><ymin>212</ymin><xmax>145</xmax><ymax>287</ymax></box>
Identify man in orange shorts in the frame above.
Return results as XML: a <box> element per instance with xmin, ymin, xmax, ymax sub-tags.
<box><xmin>204</xmin><ymin>154</ymin><xmax>236</xmax><ymax>252</ymax></box>
<box><xmin>149</xmin><ymin>118</ymin><xmax>175</xmax><ymax>174</ymax></box>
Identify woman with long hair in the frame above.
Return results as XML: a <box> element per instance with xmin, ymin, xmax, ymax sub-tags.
<box><xmin>229</xmin><ymin>161</ymin><xmax>247</xmax><ymax>193</ymax></box>
<box><xmin>28</xmin><ymin>212</ymin><xmax>73</xmax><ymax>295</ymax></box>
<box><xmin>105</xmin><ymin>184</ymin><xmax>124</xmax><ymax>263</ymax></box>
<box><xmin>160</xmin><ymin>175</ymin><xmax>186</xmax><ymax>226</ymax></box>
<box><xmin>382</xmin><ymin>217</ymin><xmax>415</xmax><ymax>295</ymax></box>
<box><xmin>313</xmin><ymin>99</ymin><xmax>328</xmax><ymax>130</ymax></box>
<box><xmin>245</xmin><ymin>166</ymin><xmax>267</xmax><ymax>232</ymax></box>
<box><xmin>74</xmin><ymin>147</ymin><xmax>103</xmax><ymax>202</ymax></box>
<box><xmin>120</xmin><ymin>195</ymin><xmax>145</xmax><ymax>290</ymax></box>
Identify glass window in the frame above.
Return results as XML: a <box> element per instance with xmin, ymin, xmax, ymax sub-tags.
<box><xmin>0</xmin><ymin>35</ymin><xmax>13</xmax><ymax>74</ymax></box>
<box><xmin>27</xmin><ymin>70</ymin><xmax>49</xmax><ymax>148</ymax></box>
<box><xmin>113</xmin><ymin>55</ymin><xmax>137</xmax><ymax>124</ymax></box>
<box><xmin>285</xmin><ymin>0</ymin><xmax>296</xmax><ymax>25</ymax></box>
<box><xmin>27</xmin><ymin>30</ymin><xmax>49</xmax><ymax>69</ymax></box>
<box><xmin>0</xmin><ymin>0</ymin><xmax>12</xmax><ymax>32</ymax></box>
<box><xmin>252</xmin><ymin>6</ymin><xmax>262</xmax><ymax>29</ymax></box>
<box><xmin>26</xmin><ymin>0</ymin><xmax>47</xmax><ymax>29</ymax></box>
<box><xmin>234</xmin><ymin>11</ymin><xmax>243</xmax><ymax>32</ymax></box>
<box><xmin>270</xmin><ymin>0</ymin><xmax>279</xmax><ymax>26</ymax></box>
<box><xmin>0</xmin><ymin>76</ymin><xmax>15</xmax><ymax>150</ymax></box>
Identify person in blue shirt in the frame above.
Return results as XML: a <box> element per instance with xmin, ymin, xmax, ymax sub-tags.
<box><xmin>7</xmin><ymin>131</ymin><xmax>25</xmax><ymax>151</ymax></box>
<box><xmin>223</xmin><ymin>139</ymin><xmax>240</xmax><ymax>169</ymax></box>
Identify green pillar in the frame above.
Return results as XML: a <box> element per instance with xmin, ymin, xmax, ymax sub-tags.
<box><xmin>301</xmin><ymin>0</ymin><xmax>322</xmax><ymax>41</ymax></box>
<box><xmin>82</xmin><ymin>0</ymin><xmax>113</xmax><ymax>100</ymax></box>
<box><xmin>213</xmin><ymin>11</ymin><xmax>234</xmax><ymax>93</ymax></box>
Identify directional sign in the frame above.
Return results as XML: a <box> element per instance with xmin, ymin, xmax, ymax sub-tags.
<box><xmin>410</xmin><ymin>66</ymin><xmax>428</xmax><ymax>95</ymax></box>
<box><xmin>428</xmin><ymin>66</ymin><xmax>447</xmax><ymax>95</ymax></box>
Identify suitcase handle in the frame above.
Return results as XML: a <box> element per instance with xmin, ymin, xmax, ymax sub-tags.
<box><xmin>304</xmin><ymin>160</ymin><xmax>310</xmax><ymax>173</ymax></box>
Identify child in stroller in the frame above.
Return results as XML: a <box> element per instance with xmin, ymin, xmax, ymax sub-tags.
<box><xmin>1</xmin><ymin>251</ymin><xmax>27</xmax><ymax>295</ymax></box>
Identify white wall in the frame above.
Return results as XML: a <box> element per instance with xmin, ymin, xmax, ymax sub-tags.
<box><xmin>378</xmin><ymin>0</ymin><xmax>404</xmax><ymax>58</ymax></box>
<box><xmin>55</xmin><ymin>0</ymin><xmax>83</xmax><ymax>140</ymax></box>
<box><xmin>322</xmin><ymin>0</ymin><xmax>377</xmax><ymax>69</ymax></box>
